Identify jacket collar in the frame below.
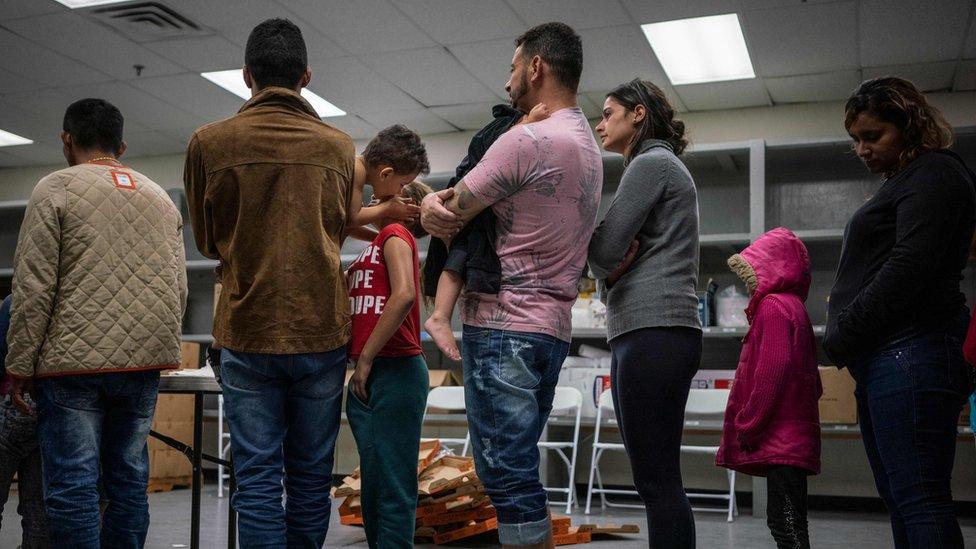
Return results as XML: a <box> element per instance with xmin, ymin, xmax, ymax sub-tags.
<box><xmin>239</xmin><ymin>87</ymin><xmax>320</xmax><ymax>119</ymax></box>
<box><xmin>626</xmin><ymin>138</ymin><xmax>673</xmax><ymax>166</ymax></box>
<box><xmin>492</xmin><ymin>103</ymin><xmax>523</xmax><ymax>119</ymax></box>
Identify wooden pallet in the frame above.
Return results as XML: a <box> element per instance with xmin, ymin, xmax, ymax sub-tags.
<box><xmin>147</xmin><ymin>476</ymin><xmax>191</xmax><ymax>493</ymax></box>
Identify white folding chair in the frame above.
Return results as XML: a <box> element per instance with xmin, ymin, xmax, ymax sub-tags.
<box><xmin>539</xmin><ymin>387</ymin><xmax>583</xmax><ymax>514</ymax></box>
<box><xmin>682</xmin><ymin>389</ymin><xmax>738</xmax><ymax>522</ymax></box>
<box><xmin>424</xmin><ymin>386</ymin><xmax>470</xmax><ymax>456</ymax></box>
<box><xmin>217</xmin><ymin>395</ymin><xmax>232</xmax><ymax>497</ymax></box>
<box><xmin>585</xmin><ymin>389</ymin><xmax>642</xmax><ymax>513</ymax></box>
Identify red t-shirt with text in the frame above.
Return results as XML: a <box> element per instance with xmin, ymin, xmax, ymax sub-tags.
<box><xmin>347</xmin><ymin>224</ymin><xmax>422</xmax><ymax>360</ymax></box>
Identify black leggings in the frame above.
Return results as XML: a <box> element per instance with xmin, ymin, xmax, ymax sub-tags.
<box><xmin>610</xmin><ymin>326</ymin><xmax>702</xmax><ymax>549</ymax></box>
<box><xmin>766</xmin><ymin>466</ymin><xmax>810</xmax><ymax>549</ymax></box>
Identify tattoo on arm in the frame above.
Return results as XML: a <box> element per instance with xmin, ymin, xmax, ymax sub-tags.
<box><xmin>457</xmin><ymin>189</ymin><xmax>475</xmax><ymax>210</ymax></box>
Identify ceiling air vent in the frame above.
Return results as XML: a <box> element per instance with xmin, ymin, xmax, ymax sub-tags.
<box><xmin>85</xmin><ymin>2</ymin><xmax>208</xmax><ymax>42</ymax></box>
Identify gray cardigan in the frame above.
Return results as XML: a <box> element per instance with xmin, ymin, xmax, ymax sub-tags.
<box><xmin>587</xmin><ymin>139</ymin><xmax>701</xmax><ymax>340</ymax></box>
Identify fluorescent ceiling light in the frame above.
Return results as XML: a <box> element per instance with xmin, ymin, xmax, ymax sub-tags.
<box><xmin>201</xmin><ymin>70</ymin><xmax>346</xmax><ymax>117</ymax></box>
<box><xmin>54</xmin><ymin>0</ymin><xmax>133</xmax><ymax>8</ymax></box>
<box><xmin>0</xmin><ymin>129</ymin><xmax>33</xmax><ymax>147</ymax></box>
<box><xmin>641</xmin><ymin>14</ymin><xmax>755</xmax><ymax>85</ymax></box>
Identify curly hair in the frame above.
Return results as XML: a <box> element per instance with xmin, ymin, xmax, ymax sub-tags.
<box><xmin>844</xmin><ymin>77</ymin><xmax>954</xmax><ymax>177</ymax></box>
<box><xmin>362</xmin><ymin>125</ymin><xmax>430</xmax><ymax>176</ymax></box>
<box><xmin>607</xmin><ymin>78</ymin><xmax>688</xmax><ymax>160</ymax></box>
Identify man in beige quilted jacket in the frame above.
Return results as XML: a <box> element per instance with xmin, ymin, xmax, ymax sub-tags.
<box><xmin>5</xmin><ymin>98</ymin><xmax>187</xmax><ymax>548</ymax></box>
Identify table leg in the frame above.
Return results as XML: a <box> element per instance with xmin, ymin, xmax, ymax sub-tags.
<box><xmin>751</xmin><ymin>475</ymin><xmax>767</xmax><ymax>518</ymax></box>
<box><xmin>192</xmin><ymin>394</ymin><xmax>203</xmax><ymax>549</ymax></box>
<box><xmin>228</xmin><ymin>453</ymin><xmax>237</xmax><ymax>549</ymax></box>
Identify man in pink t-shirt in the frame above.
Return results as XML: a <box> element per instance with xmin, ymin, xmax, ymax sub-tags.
<box><xmin>421</xmin><ymin>22</ymin><xmax>602</xmax><ymax>548</ymax></box>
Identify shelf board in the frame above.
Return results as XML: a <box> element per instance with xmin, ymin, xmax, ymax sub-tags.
<box><xmin>182</xmin><ymin>333</ymin><xmax>214</xmax><ymax>343</ymax></box>
<box><xmin>792</xmin><ymin>229</ymin><xmax>844</xmax><ymax>242</ymax></box>
<box><xmin>186</xmin><ymin>259</ymin><xmax>219</xmax><ymax>271</ymax></box>
<box><xmin>700</xmin><ymin>233</ymin><xmax>752</xmax><ymax>247</ymax></box>
<box><xmin>0</xmin><ymin>268</ymin><xmax>12</xmax><ymax>278</ymax></box>
<box><xmin>571</xmin><ymin>325</ymin><xmax>826</xmax><ymax>339</ymax></box>
<box><xmin>0</xmin><ymin>199</ymin><xmax>28</xmax><ymax>213</ymax></box>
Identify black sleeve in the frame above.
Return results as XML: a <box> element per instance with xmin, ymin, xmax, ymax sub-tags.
<box><xmin>831</xmin><ymin>164</ymin><xmax>968</xmax><ymax>356</ymax></box>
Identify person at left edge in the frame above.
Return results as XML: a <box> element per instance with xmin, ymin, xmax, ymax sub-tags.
<box><xmin>6</xmin><ymin>98</ymin><xmax>187</xmax><ymax>549</ymax></box>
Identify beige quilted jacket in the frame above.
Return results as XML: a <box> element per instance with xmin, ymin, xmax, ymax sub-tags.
<box><xmin>6</xmin><ymin>162</ymin><xmax>187</xmax><ymax>379</ymax></box>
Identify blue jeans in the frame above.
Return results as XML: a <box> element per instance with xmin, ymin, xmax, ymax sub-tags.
<box><xmin>36</xmin><ymin>370</ymin><xmax>160</xmax><ymax>549</ymax></box>
<box><xmin>461</xmin><ymin>325</ymin><xmax>570</xmax><ymax>546</ymax></box>
<box><xmin>850</xmin><ymin>333</ymin><xmax>973</xmax><ymax>549</ymax></box>
<box><xmin>0</xmin><ymin>396</ymin><xmax>48</xmax><ymax>548</ymax></box>
<box><xmin>220</xmin><ymin>347</ymin><xmax>346</xmax><ymax>549</ymax></box>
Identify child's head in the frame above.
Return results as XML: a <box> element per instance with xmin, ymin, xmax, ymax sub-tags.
<box><xmin>362</xmin><ymin>125</ymin><xmax>430</xmax><ymax>198</ymax></box>
<box><xmin>397</xmin><ymin>180</ymin><xmax>434</xmax><ymax>238</ymax></box>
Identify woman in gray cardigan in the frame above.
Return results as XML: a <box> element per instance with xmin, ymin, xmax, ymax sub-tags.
<box><xmin>587</xmin><ymin>78</ymin><xmax>701</xmax><ymax>549</ymax></box>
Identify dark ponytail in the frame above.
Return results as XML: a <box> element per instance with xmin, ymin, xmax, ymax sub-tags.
<box><xmin>607</xmin><ymin>78</ymin><xmax>688</xmax><ymax>160</ymax></box>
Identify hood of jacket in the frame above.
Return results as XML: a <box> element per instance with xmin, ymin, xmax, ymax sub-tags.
<box><xmin>728</xmin><ymin>227</ymin><xmax>811</xmax><ymax>323</ymax></box>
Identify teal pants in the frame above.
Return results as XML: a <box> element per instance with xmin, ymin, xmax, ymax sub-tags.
<box><xmin>346</xmin><ymin>355</ymin><xmax>428</xmax><ymax>549</ymax></box>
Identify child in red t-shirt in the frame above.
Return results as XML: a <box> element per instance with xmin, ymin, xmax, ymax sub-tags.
<box><xmin>346</xmin><ymin>180</ymin><xmax>432</xmax><ymax>548</ymax></box>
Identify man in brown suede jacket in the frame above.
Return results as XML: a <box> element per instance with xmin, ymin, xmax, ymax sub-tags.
<box><xmin>183</xmin><ymin>18</ymin><xmax>353</xmax><ymax>547</ymax></box>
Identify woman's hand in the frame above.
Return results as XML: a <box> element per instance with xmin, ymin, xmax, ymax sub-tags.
<box><xmin>606</xmin><ymin>239</ymin><xmax>639</xmax><ymax>288</ymax></box>
<box><xmin>349</xmin><ymin>358</ymin><xmax>373</xmax><ymax>403</ymax></box>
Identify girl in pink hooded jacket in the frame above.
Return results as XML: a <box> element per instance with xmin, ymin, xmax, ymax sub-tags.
<box><xmin>716</xmin><ymin>227</ymin><xmax>822</xmax><ymax>549</ymax></box>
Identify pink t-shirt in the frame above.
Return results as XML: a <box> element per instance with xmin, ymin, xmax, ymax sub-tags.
<box><xmin>461</xmin><ymin>107</ymin><xmax>603</xmax><ymax>341</ymax></box>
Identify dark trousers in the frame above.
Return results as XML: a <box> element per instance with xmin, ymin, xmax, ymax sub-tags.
<box><xmin>0</xmin><ymin>397</ymin><xmax>48</xmax><ymax>548</ymax></box>
<box><xmin>36</xmin><ymin>370</ymin><xmax>160</xmax><ymax>549</ymax></box>
<box><xmin>851</xmin><ymin>332</ymin><xmax>972</xmax><ymax>549</ymax></box>
<box><xmin>766</xmin><ymin>465</ymin><xmax>809</xmax><ymax>549</ymax></box>
<box><xmin>346</xmin><ymin>355</ymin><xmax>428</xmax><ymax>549</ymax></box>
<box><xmin>610</xmin><ymin>326</ymin><xmax>702</xmax><ymax>549</ymax></box>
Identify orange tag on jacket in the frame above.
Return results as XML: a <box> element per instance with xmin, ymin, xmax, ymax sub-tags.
<box><xmin>111</xmin><ymin>170</ymin><xmax>136</xmax><ymax>190</ymax></box>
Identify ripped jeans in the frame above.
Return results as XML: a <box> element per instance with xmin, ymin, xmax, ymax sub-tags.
<box><xmin>460</xmin><ymin>325</ymin><xmax>570</xmax><ymax>546</ymax></box>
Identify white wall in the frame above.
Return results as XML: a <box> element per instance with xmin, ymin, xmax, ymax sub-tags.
<box><xmin>1</xmin><ymin>91</ymin><xmax>974</xmax><ymax>201</ymax></box>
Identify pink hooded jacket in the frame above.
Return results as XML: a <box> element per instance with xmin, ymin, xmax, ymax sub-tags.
<box><xmin>715</xmin><ymin>228</ymin><xmax>822</xmax><ymax>476</ymax></box>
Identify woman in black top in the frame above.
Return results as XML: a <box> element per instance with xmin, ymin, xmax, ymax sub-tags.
<box><xmin>824</xmin><ymin>77</ymin><xmax>975</xmax><ymax>549</ymax></box>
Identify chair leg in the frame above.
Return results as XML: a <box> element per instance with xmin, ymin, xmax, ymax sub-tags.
<box><xmin>585</xmin><ymin>448</ymin><xmax>599</xmax><ymax>515</ymax></box>
<box><xmin>726</xmin><ymin>469</ymin><xmax>736</xmax><ymax>522</ymax></box>
<box><xmin>564</xmin><ymin>451</ymin><xmax>574</xmax><ymax>515</ymax></box>
<box><xmin>595</xmin><ymin>464</ymin><xmax>608</xmax><ymax>510</ymax></box>
<box><xmin>217</xmin><ymin>396</ymin><xmax>225</xmax><ymax>498</ymax></box>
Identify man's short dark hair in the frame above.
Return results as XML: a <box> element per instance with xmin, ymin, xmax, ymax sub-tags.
<box><xmin>62</xmin><ymin>98</ymin><xmax>124</xmax><ymax>154</ymax></box>
<box><xmin>245</xmin><ymin>18</ymin><xmax>308</xmax><ymax>89</ymax></box>
<box><xmin>363</xmin><ymin>125</ymin><xmax>430</xmax><ymax>176</ymax></box>
<box><xmin>515</xmin><ymin>22</ymin><xmax>583</xmax><ymax>92</ymax></box>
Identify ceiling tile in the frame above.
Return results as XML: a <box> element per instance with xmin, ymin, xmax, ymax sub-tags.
<box><xmin>359</xmin><ymin>109</ymin><xmax>456</xmax><ymax>135</ymax></box>
<box><xmin>0</xmin><ymin>149</ymin><xmax>29</xmax><ymax>168</ymax></box>
<box><xmin>506</xmin><ymin>0</ymin><xmax>632</xmax><ymax>29</ymax></box>
<box><xmin>159</xmin><ymin>0</ymin><xmax>348</xmax><ymax>57</ymax></box>
<box><xmin>326</xmin><ymin>115</ymin><xmax>380</xmax><ymax>140</ymax></box>
<box><xmin>0</xmin><ymin>68</ymin><xmax>45</xmax><ymax>94</ymax></box>
<box><xmin>956</xmin><ymin>60</ymin><xmax>976</xmax><ymax>91</ymax></box>
<box><xmin>129</xmin><ymin>74</ymin><xmax>244</xmax><ymax>121</ymax></box>
<box><xmin>3</xmin><ymin>13</ymin><xmax>186</xmax><ymax>80</ymax></box>
<box><xmin>863</xmin><ymin>61</ymin><xmax>957</xmax><ymax>92</ymax></box>
<box><xmin>577</xmin><ymin>25</ymin><xmax>671</xmax><ymax>93</ymax></box>
<box><xmin>449</xmin><ymin>38</ymin><xmax>519</xmax><ymax>102</ymax></box>
<box><xmin>144</xmin><ymin>36</ymin><xmax>244</xmax><ymax>73</ymax></box>
<box><xmin>284</xmin><ymin>0</ymin><xmax>435</xmax><ymax>54</ymax></box>
<box><xmin>0</xmin><ymin>0</ymin><xmax>65</xmax><ymax>20</ymax></box>
<box><xmin>674</xmin><ymin>78</ymin><xmax>770</xmax><ymax>111</ymax></box>
<box><xmin>744</xmin><ymin>2</ymin><xmax>858</xmax><ymax>77</ymax></box>
<box><xmin>0</xmin><ymin>98</ymin><xmax>62</xmax><ymax>144</ymax></box>
<box><xmin>620</xmin><ymin>0</ymin><xmax>740</xmax><ymax>24</ymax></box>
<box><xmin>765</xmin><ymin>70</ymin><xmax>862</xmax><ymax>104</ymax></box>
<box><xmin>0</xmin><ymin>28</ymin><xmax>113</xmax><ymax>87</ymax></box>
<box><xmin>60</xmin><ymin>82</ymin><xmax>208</xmax><ymax>132</ymax></box>
<box><xmin>0</xmin><ymin>88</ymin><xmax>92</xmax><ymax>130</ymax></box>
<box><xmin>860</xmin><ymin>0</ymin><xmax>971</xmax><ymax>66</ymax></box>
<box><xmin>305</xmin><ymin>57</ymin><xmax>424</xmax><ymax>113</ymax></box>
<box><xmin>576</xmin><ymin>94</ymin><xmax>604</xmax><ymax>119</ymax></box>
<box><xmin>364</xmin><ymin>48</ymin><xmax>499</xmax><ymax>107</ymax></box>
<box><xmin>390</xmin><ymin>0</ymin><xmax>526</xmax><ymax>45</ymax></box>
<box><xmin>3</xmin><ymin>143</ymin><xmax>65</xmax><ymax>166</ymax></box>
<box><xmin>429</xmin><ymin>103</ymin><xmax>498</xmax><ymax>130</ymax></box>
<box><xmin>739</xmin><ymin>0</ymin><xmax>848</xmax><ymax>8</ymax></box>
<box><xmin>159</xmin><ymin>126</ymin><xmax>201</xmax><ymax>148</ymax></box>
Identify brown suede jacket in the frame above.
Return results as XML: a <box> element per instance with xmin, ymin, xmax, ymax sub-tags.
<box><xmin>184</xmin><ymin>87</ymin><xmax>355</xmax><ymax>354</ymax></box>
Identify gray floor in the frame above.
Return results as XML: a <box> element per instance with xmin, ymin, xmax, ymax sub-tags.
<box><xmin>2</xmin><ymin>485</ymin><xmax>975</xmax><ymax>548</ymax></box>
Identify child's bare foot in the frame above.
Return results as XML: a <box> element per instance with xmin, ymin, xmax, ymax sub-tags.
<box><xmin>425</xmin><ymin>316</ymin><xmax>460</xmax><ymax>361</ymax></box>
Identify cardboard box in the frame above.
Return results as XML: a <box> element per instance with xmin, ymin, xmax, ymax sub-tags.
<box><xmin>180</xmin><ymin>341</ymin><xmax>200</xmax><ymax>370</ymax></box>
<box><xmin>818</xmin><ymin>366</ymin><xmax>857</xmax><ymax>424</ymax></box>
<box><xmin>153</xmin><ymin>394</ymin><xmax>194</xmax><ymax>423</ymax></box>
<box><xmin>149</xmin><ymin>448</ymin><xmax>190</xmax><ymax>478</ymax></box>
